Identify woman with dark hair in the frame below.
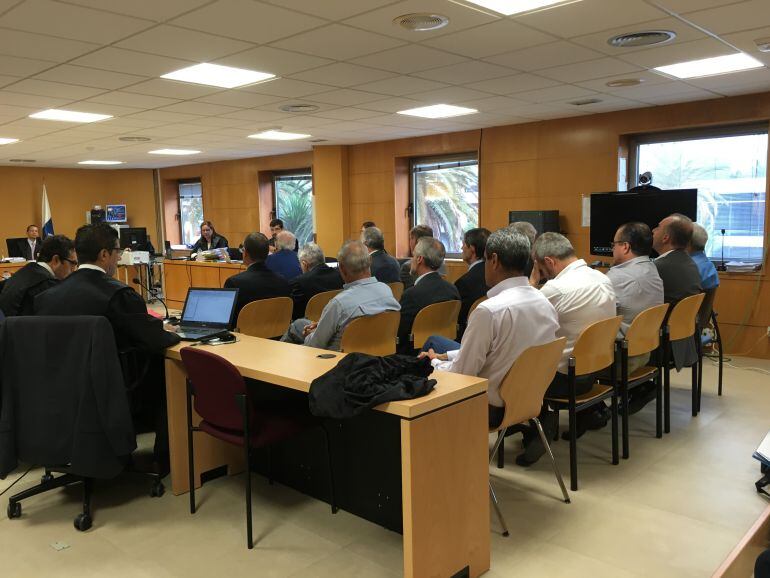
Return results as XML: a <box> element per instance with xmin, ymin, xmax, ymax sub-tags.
<box><xmin>191</xmin><ymin>221</ymin><xmax>228</xmax><ymax>252</ymax></box>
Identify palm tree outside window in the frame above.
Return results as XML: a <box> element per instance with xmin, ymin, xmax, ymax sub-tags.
<box><xmin>274</xmin><ymin>170</ymin><xmax>314</xmax><ymax>247</ymax></box>
<box><xmin>411</xmin><ymin>154</ymin><xmax>479</xmax><ymax>256</ymax></box>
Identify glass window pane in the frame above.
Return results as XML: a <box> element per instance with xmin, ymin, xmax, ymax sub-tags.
<box><xmin>275</xmin><ymin>174</ymin><xmax>313</xmax><ymax>247</ymax></box>
<box><xmin>637</xmin><ymin>133</ymin><xmax>767</xmax><ymax>262</ymax></box>
<box><xmin>412</xmin><ymin>158</ymin><xmax>479</xmax><ymax>255</ymax></box>
<box><xmin>178</xmin><ymin>181</ymin><xmax>203</xmax><ymax>246</ymax></box>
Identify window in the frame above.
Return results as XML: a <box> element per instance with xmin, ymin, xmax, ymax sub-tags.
<box><xmin>178</xmin><ymin>180</ymin><xmax>203</xmax><ymax>246</ymax></box>
<box><xmin>632</xmin><ymin>125</ymin><xmax>767</xmax><ymax>263</ymax></box>
<box><xmin>273</xmin><ymin>170</ymin><xmax>313</xmax><ymax>247</ymax></box>
<box><xmin>411</xmin><ymin>154</ymin><xmax>479</xmax><ymax>256</ymax></box>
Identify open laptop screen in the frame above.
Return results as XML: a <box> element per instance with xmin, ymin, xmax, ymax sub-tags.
<box><xmin>181</xmin><ymin>288</ymin><xmax>238</xmax><ymax>328</ymax></box>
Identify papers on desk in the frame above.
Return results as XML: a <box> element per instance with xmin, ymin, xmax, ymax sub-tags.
<box><xmin>1</xmin><ymin>257</ymin><xmax>26</xmax><ymax>263</ymax></box>
<box><xmin>725</xmin><ymin>261</ymin><xmax>758</xmax><ymax>272</ymax></box>
<box><xmin>753</xmin><ymin>430</ymin><xmax>770</xmax><ymax>467</ymax></box>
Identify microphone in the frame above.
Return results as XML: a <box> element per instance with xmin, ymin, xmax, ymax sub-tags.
<box><xmin>132</xmin><ymin>277</ymin><xmax>175</xmax><ymax>322</ymax></box>
<box><xmin>717</xmin><ymin>228</ymin><xmax>727</xmax><ymax>272</ymax></box>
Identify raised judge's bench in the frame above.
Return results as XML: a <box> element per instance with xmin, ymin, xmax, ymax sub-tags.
<box><xmin>162</xmin><ymin>260</ymin><xmax>245</xmax><ymax>309</ymax></box>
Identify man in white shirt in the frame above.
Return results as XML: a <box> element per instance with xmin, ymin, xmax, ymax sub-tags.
<box><xmin>530</xmin><ymin>233</ymin><xmax>616</xmax><ymax>449</ymax></box>
<box><xmin>419</xmin><ymin>228</ymin><xmax>559</xmax><ymax>432</ymax></box>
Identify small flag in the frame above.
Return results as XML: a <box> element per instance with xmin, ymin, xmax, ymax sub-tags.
<box><xmin>42</xmin><ymin>184</ymin><xmax>54</xmax><ymax>238</ymax></box>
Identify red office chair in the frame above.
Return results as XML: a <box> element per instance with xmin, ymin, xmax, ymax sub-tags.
<box><xmin>180</xmin><ymin>347</ymin><xmax>336</xmax><ymax>549</ymax></box>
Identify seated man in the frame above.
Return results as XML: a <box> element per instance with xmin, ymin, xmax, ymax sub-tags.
<box><xmin>689</xmin><ymin>222</ymin><xmax>719</xmax><ymax>291</ymax></box>
<box><xmin>455</xmin><ymin>227</ymin><xmax>490</xmax><ymax>340</ymax></box>
<box><xmin>268</xmin><ymin>218</ymin><xmax>299</xmax><ymax>252</ymax></box>
<box><xmin>290</xmin><ymin>242</ymin><xmax>343</xmax><ymax>319</ymax></box>
<box><xmin>266</xmin><ymin>230</ymin><xmax>302</xmax><ymax>281</ymax></box>
<box><xmin>419</xmin><ymin>228</ymin><xmax>559</xmax><ymax>429</ymax></box>
<box><xmin>0</xmin><ymin>234</ymin><xmax>77</xmax><ymax>317</ymax></box>
<box><xmin>362</xmin><ymin>226</ymin><xmax>400</xmax><ymax>283</ymax></box>
<box><xmin>282</xmin><ymin>240</ymin><xmax>400</xmax><ymax>351</ymax></box>
<box><xmin>224</xmin><ymin>232</ymin><xmax>290</xmax><ymax>319</ymax></box>
<box><xmin>507</xmin><ymin>221</ymin><xmax>537</xmax><ymax>277</ymax></box>
<box><xmin>13</xmin><ymin>225</ymin><xmax>43</xmax><ymax>261</ymax></box>
<box><xmin>397</xmin><ymin>237</ymin><xmax>459</xmax><ymax>353</ymax></box>
<box><xmin>399</xmin><ymin>225</ymin><xmax>447</xmax><ymax>289</ymax></box>
<box><xmin>653</xmin><ymin>213</ymin><xmax>702</xmax><ymax>304</ymax></box>
<box><xmin>525</xmin><ymin>232</ymin><xmax>616</xmax><ymax>462</ymax></box>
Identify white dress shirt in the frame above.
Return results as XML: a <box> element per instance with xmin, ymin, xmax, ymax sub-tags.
<box><xmin>78</xmin><ymin>264</ymin><xmax>107</xmax><ymax>274</ymax></box>
<box><xmin>432</xmin><ymin>276</ymin><xmax>559</xmax><ymax>407</ymax></box>
<box><xmin>541</xmin><ymin>259</ymin><xmax>616</xmax><ymax>374</ymax></box>
<box><xmin>36</xmin><ymin>261</ymin><xmax>54</xmax><ymax>277</ymax></box>
<box><xmin>27</xmin><ymin>238</ymin><xmax>36</xmax><ymax>260</ymax></box>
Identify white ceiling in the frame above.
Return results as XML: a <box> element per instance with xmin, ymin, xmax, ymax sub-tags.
<box><xmin>0</xmin><ymin>0</ymin><xmax>766</xmax><ymax>168</ymax></box>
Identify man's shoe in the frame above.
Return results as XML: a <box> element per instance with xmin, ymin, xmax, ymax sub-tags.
<box><xmin>627</xmin><ymin>386</ymin><xmax>657</xmax><ymax>415</ymax></box>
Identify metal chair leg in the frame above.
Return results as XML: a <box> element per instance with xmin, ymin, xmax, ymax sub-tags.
<box><xmin>488</xmin><ymin>481</ymin><xmax>509</xmax><ymax>537</ymax></box>
<box><xmin>489</xmin><ymin>431</ymin><xmax>504</xmax><ymax>466</ymax></box>
<box><xmin>664</xmin><ymin>360</ymin><xmax>671</xmax><ymax>434</ymax></box>
<box><xmin>497</xmin><ymin>435</ymin><xmax>505</xmax><ymax>469</ymax></box>
<box><xmin>568</xmin><ymin>404</ymin><xmax>578</xmax><ymax>492</ymax></box>
<box><xmin>532</xmin><ymin>418</ymin><xmax>570</xmax><ymax>504</ymax></box>
<box><xmin>691</xmin><ymin>360</ymin><xmax>698</xmax><ymax>417</ymax></box>
<box><xmin>713</xmin><ymin>313</ymin><xmax>723</xmax><ymax>396</ymax></box>
<box><xmin>655</xmin><ymin>369</ymin><xmax>663</xmax><ymax>439</ymax></box>
<box><xmin>610</xmin><ymin>395</ymin><xmax>619</xmax><ymax>465</ymax></box>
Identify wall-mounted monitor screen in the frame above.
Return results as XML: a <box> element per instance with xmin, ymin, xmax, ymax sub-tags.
<box><xmin>590</xmin><ymin>189</ymin><xmax>697</xmax><ymax>256</ymax></box>
<box><xmin>105</xmin><ymin>204</ymin><xmax>127</xmax><ymax>223</ymax></box>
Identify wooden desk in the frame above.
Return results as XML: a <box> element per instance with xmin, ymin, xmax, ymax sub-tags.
<box><xmin>0</xmin><ymin>262</ymin><xmax>27</xmax><ymax>277</ymax></box>
<box><xmin>162</xmin><ymin>260</ymin><xmax>245</xmax><ymax>309</ymax></box>
<box><xmin>165</xmin><ymin>335</ymin><xmax>490</xmax><ymax>578</ymax></box>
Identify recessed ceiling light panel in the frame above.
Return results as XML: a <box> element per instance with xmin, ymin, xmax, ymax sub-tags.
<box><xmin>248</xmin><ymin>130</ymin><xmax>311</xmax><ymax>140</ymax></box>
<box><xmin>78</xmin><ymin>160</ymin><xmax>124</xmax><ymax>165</ymax></box>
<box><xmin>462</xmin><ymin>0</ymin><xmax>580</xmax><ymax>16</ymax></box>
<box><xmin>397</xmin><ymin>104</ymin><xmax>478</xmax><ymax>119</ymax></box>
<box><xmin>394</xmin><ymin>13</ymin><xmax>449</xmax><ymax>31</ymax></box>
<box><xmin>161</xmin><ymin>63</ymin><xmax>275</xmax><ymax>88</ymax></box>
<box><xmin>608</xmin><ymin>30</ymin><xmax>676</xmax><ymax>48</ymax></box>
<box><xmin>29</xmin><ymin>109</ymin><xmax>112</xmax><ymax>123</ymax></box>
<box><xmin>148</xmin><ymin>149</ymin><xmax>201</xmax><ymax>155</ymax></box>
<box><xmin>654</xmin><ymin>53</ymin><xmax>764</xmax><ymax>79</ymax></box>
<box><xmin>0</xmin><ymin>137</ymin><xmax>19</xmax><ymax>145</ymax></box>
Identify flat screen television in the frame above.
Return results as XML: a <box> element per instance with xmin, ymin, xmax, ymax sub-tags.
<box><xmin>120</xmin><ymin>227</ymin><xmax>148</xmax><ymax>249</ymax></box>
<box><xmin>105</xmin><ymin>204</ymin><xmax>127</xmax><ymax>223</ymax></box>
<box><xmin>589</xmin><ymin>188</ymin><xmax>697</xmax><ymax>256</ymax></box>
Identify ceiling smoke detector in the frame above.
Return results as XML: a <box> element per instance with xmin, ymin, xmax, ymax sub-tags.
<box><xmin>394</xmin><ymin>13</ymin><xmax>449</xmax><ymax>32</ymax></box>
<box><xmin>569</xmin><ymin>98</ymin><xmax>603</xmax><ymax>106</ymax></box>
<box><xmin>755</xmin><ymin>37</ymin><xmax>770</xmax><ymax>52</ymax></box>
<box><xmin>605</xmin><ymin>78</ymin><xmax>644</xmax><ymax>87</ymax></box>
<box><xmin>119</xmin><ymin>135</ymin><xmax>152</xmax><ymax>142</ymax></box>
<box><xmin>279</xmin><ymin>104</ymin><xmax>320</xmax><ymax>113</ymax></box>
<box><xmin>608</xmin><ymin>30</ymin><xmax>676</xmax><ymax>48</ymax></box>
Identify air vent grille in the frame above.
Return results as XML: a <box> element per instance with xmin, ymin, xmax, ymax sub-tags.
<box><xmin>394</xmin><ymin>13</ymin><xmax>449</xmax><ymax>32</ymax></box>
<box><xmin>608</xmin><ymin>30</ymin><xmax>676</xmax><ymax>48</ymax></box>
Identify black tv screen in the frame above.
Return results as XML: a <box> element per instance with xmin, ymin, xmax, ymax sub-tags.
<box><xmin>590</xmin><ymin>189</ymin><xmax>697</xmax><ymax>255</ymax></box>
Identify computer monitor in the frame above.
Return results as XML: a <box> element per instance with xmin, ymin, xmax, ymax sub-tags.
<box><xmin>120</xmin><ymin>227</ymin><xmax>148</xmax><ymax>249</ymax></box>
<box><xmin>105</xmin><ymin>204</ymin><xmax>127</xmax><ymax>223</ymax></box>
<box><xmin>180</xmin><ymin>288</ymin><xmax>238</xmax><ymax>330</ymax></box>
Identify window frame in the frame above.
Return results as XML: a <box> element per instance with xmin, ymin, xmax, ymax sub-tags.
<box><xmin>271</xmin><ymin>168</ymin><xmax>314</xmax><ymax>246</ymax></box>
<box><xmin>177</xmin><ymin>178</ymin><xmax>203</xmax><ymax>247</ymax></box>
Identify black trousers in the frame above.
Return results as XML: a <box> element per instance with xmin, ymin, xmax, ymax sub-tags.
<box><xmin>545</xmin><ymin>372</ymin><xmax>595</xmax><ymax>398</ymax></box>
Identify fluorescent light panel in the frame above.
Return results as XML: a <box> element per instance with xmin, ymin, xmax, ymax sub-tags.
<box><xmin>29</xmin><ymin>109</ymin><xmax>112</xmax><ymax>123</ymax></box>
<box><xmin>78</xmin><ymin>160</ymin><xmax>123</xmax><ymax>165</ymax></box>
<box><xmin>654</xmin><ymin>53</ymin><xmax>764</xmax><ymax>79</ymax></box>
<box><xmin>248</xmin><ymin>130</ymin><xmax>311</xmax><ymax>141</ymax></box>
<box><xmin>397</xmin><ymin>104</ymin><xmax>478</xmax><ymax>119</ymax></box>
<box><xmin>148</xmin><ymin>149</ymin><xmax>201</xmax><ymax>155</ymax></box>
<box><xmin>161</xmin><ymin>63</ymin><xmax>275</xmax><ymax>88</ymax></box>
<box><xmin>462</xmin><ymin>0</ymin><xmax>579</xmax><ymax>16</ymax></box>
<box><xmin>0</xmin><ymin>137</ymin><xmax>19</xmax><ymax>145</ymax></box>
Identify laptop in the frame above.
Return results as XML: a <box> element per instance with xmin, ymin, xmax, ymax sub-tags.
<box><xmin>176</xmin><ymin>287</ymin><xmax>239</xmax><ymax>342</ymax></box>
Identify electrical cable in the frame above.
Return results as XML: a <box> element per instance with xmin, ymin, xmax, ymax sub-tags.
<box><xmin>0</xmin><ymin>466</ymin><xmax>33</xmax><ymax>497</ymax></box>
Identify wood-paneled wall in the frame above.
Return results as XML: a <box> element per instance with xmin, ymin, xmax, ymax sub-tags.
<box><xmin>0</xmin><ymin>166</ymin><xmax>157</xmax><ymax>246</ymax></box>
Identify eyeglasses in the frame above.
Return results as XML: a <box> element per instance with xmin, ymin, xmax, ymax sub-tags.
<box><xmin>609</xmin><ymin>240</ymin><xmax>628</xmax><ymax>248</ymax></box>
<box><xmin>109</xmin><ymin>247</ymin><xmax>125</xmax><ymax>256</ymax></box>
<box><xmin>63</xmin><ymin>258</ymin><xmax>78</xmax><ymax>268</ymax></box>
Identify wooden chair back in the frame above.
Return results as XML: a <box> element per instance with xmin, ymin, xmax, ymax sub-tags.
<box><xmin>668</xmin><ymin>293</ymin><xmax>705</xmax><ymax>341</ymax></box>
<box><xmin>571</xmin><ymin>316</ymin><xmax>623</xmax><ymax>376</ymax></box>
<box><xmin>304</xmin><ymin>289</ymin><xmax>342</xmax><ymax>322</ymax></box>
<box><xmin>625</xmin><ymin>303</ymin><xmax>670</xmax><ymax>357</ymax></box>
<box><xmin>696</xmin><ymin>287</ymin><xmax>718</xmax><ymax>332</ymax></box>
<box><xmin>387</xmin><ymin>281</ymin><xmax>404</xmax><ymax>301</ymax></box>
<box><xmin>495</xmin><ymin>338</ymin><xmax>567</xmax><ymax>431</ymax></box>
<box><xmin>340</xmin><ymin>310</ymin><xmax>400</xmax><ymax>356</ymax></box>
<box><xmin>236</xmin><ymin>297</ymin><xmax>293</xmax><ymax>339</ymax></box>
<box><xmin>411</xmin><ymin>300</ymin><xmax>461</xmax><ymax>350</ymax></box>
<box><xmin>469</xmin><ymin>296</ymin><xmax>486</xmax><ymax>317</ymax></box>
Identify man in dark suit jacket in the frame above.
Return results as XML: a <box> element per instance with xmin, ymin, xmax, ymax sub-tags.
<box><xmin>397</xmin><ymin>237</ymin><xmax>460</xmax><ymax>353</ymax></box>
<box><xmin>652</xmin><ymin>213</ymin><xmax>703</xmax><ymax>304</ymax></box>
<box><xmin>0</xmin><ymin>235</ymin><xmax>76</xmax><ymax>317</ymax></box>
<box><xmin>266</xmin><ymin>230</ymin><xmax>302</xmax><ymax>281</ymax></box>
<box><xmin>455</xmin><ymin>227</ymin><xmax>490</xmax><ymax>340</ymax></box>
<box><xmin>13</xmin><ymin>225</ymin><xmax>43</xmax><ymax>260</ymax></box>
<box><xmin>399</xmin><ymin>224</ymin><xmax>447</xmax><ymax>289</ymax></box>
<box><xmin>290</xmin><ymin>242</ymin><xmax>343</xmax><ymax>319</ymax></box>
<box><xmin>362</xmin><ymin>226</ymin><xmax>400</xmax><ymax>283</ymax></box>
<box><xmin>224</xmin><ymin>232</ymin><xmax>291</xmax><ymax>318</ymax></box>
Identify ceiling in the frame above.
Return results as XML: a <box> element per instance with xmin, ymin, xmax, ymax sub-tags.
<box><xmin>0</xmin><ymin>0</ymin><xmax>768</xmax><ymax>168</ymax></box>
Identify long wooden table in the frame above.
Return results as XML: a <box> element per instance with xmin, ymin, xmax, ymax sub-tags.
<box><xmin>163</xmin><ymin>260</ymin><xmax>245</xmax><ymax>310</ymax></box>
<box><xmin>1</xmin><ymin>261</ymin><xmax>147</xmax><ymax>295</ymax></box>
<box><xmin>165</xmin><ymin>334</ymin><xmax>490</xmax><ymax>578</ymax></box>
<box><xmin>0</xmin><ymin>262</ymin><xmax>26</xmax><ymax>277</ymax></box>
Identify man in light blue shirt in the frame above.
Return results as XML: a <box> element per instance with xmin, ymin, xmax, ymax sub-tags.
<box><xmin>282</xmin><ymin>240</ymin><xmax>400</xmax><ymax>351</ymax></box>
<box><xmin>689</xmin><ymin>223</ymin><xmax>719</xmax><ymax>290</ymax></box>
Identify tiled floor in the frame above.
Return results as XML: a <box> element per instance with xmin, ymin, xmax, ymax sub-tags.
<box><xmin>2</xmin><ymin>357</ymin><xmax>768</xmax><ymax>577</ymax></box>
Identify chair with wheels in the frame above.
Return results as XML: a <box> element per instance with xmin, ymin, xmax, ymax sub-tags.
<box><xmin>304</xmin><ymin>289</ymin><xmax>342</xmax><ymax>322</ymax></box>
<box><xmin>236</xmin><ymin>296</ymin><xmax>293</xmax><ymax>338</ymax></box>
<box><xmin>339</xmin><ymin>310</ymin><xmax>400</xmax><ymax>356</ymax></box>
<box><xmin>180</xmin><ymin>347</ymin><xmax>336</xmax><ymax>549</ymax></box>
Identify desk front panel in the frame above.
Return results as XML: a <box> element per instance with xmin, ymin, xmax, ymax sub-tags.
<box><xmin>163</xmin><ymin>260</ymin><xmax>245</xmax><ymax>309</ymax></box>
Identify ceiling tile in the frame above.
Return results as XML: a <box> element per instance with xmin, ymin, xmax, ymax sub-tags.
<box><xmin>61</xmin><ymin>0</ymin><xmax>212</xmax><ymax>21</ymax></box>
<box><xmin>0</xmin><ymin>29</ymin><xmax>99</xmax><ymax>63</ymax></box>
<box><xmin>351</xmin><ymin>44</ymin><xmax>468</xmax><ymax>74</ymax></box>
<box><xmin>241</xmin><ymin>77</ymin><xmax>332</xmax><ymax>97</ymax></box>
<box><xmin>358</xmin><ymin>96</ymin><xmax>422</xmax><ymax>113</ymax></box>
<box><xmin>632</xmin><ymin>88</ymin><xmax>718</xmax><ymax>105</ymax></box>
<box><xmin>454</xmin><ymin>95</ymin><xmax>530</xmax><ymax>111</ymax></box>
<box><xmin>5</xmin><ymin>78</ymin><xmax>107</xmax><ymax>100</ymax></box>
<box><xmin>617</xmin><ymin>38</ymin><xmax>735</xmax><ymax>68</ymax></box>
<box><xmin>123</xmin><ymin>110</ymin><xmax>206</xmax><ymax>123</ymax></box>
<box><xmin>514</xmin><ymin>84</ymin><xmax>599</xmax><ymax>103</ymax></box>
<box><xmin>342</xmin><ymin>0</ymin><xmax>498</xmax><ymax>42</ymax></box>
<box><xmin>195</xmin><ymin>91</ymin><xmax>284</xmax><ymax>108</ymax></box>
<box><xmin>116</xmin><ymin>25</ymin><xmax>253</xmax><ymax>62</ymax></box>
<box><xmin>156</xmin><ymin>101</ymin><xmax>242</xmax><ymax>116</ymax></box>
<box><xmin>0</xmin><ymin>55</ymin><xmax>56</xmax><ymax>76</ymax></box>
<box><xmin>214</xmin><ymin>46</ymin><xmax>333</xmax><ymax>76</ymax></box>
<box><xmin>71</xmin><ymin>48</ymin><xmax>193</xmax><ymax>77</ymax></box>
<box><xmin>656</xmin><ymin>0</ymin><xmax>745</xmax><ymax>11</ymax></box>
<box><xmin>0</xmin><ymin>0</ymin><xmax>154</xmax><ymax>44</ymax></box>
<box><xmin>311</xmin><ymin>108</ymin><xmax>384</xmax><ymax>121</ymax></box>
<box><xmin>423</xmin><ymin>20</ymin><xmax>556</xmax><ymax>58</ymax></box>
<box><xmin>408</xmin><ymin>85</ymin><xmax>496</xmax><ymax>103</ymax></box>
<box><xmin>351</xmin><ymin>75</ymin><xmax>450</xmax><ymax>96</ymax></box>
<box><xmin>272</xmin><ymin>24</ymin><xmax>405</xmax><ymax>60</ymax></box>
<box><xmin>538</xmin><ymin>57</ymin><xmax>642</xmax><ymax>83</ymax></box>
<box><xmin>469</xmin><ymin>73</ymin><xmax>560</xmax><ymax>95</ymax></box>
<box><xmin>722</xmin><ymin>26</ymin><xmax>770</xmax><ymax>68</ymax></box>
<box><xmin>517</xmin><ymin>0</ymin><xmax>667</xmax><ymax>38</ymax></box>
<box><xmin>682</xmin><ymin>67</ymin><xmax>770</xmax><ymax>94</ymax></box>
<box><xmin>573</xmin><ymin>70</ymin><xmax>673</xmax><ymax>93</ymax></box>
<box><xmin>0</xmin><ymin>90</ymin><xmax>69</xmax><ymax>108</ymax></box>
<box><xmin>171</xmin><ymin>0</ymin><xmax>326</xmax><ymax>43</ymax></box>
<box><xmin>68</xmin><ymin>102</ymin><xmax>144</xmax><ymax>117</ymax></box>
<box><xmin>309</xmin><ymin>89</ymin><xmax>387</xmax><ymax>106</ymax></box>
<box><xmin>86</xmin><ymin>90</ymin><xmax>182</xmax><ymax>109</ymax></box>
<box><xmin>122</xmin><ymin>79</ymin><xmax>223</xmax><ymax>99</ymax></box>
<box><xmin>0</xmin><ymin>74</ymin><xmax>19</xmax><ymax>88</ymax></box>
<box><xmin>218</xmin><ymin>109</ymin><xmax>292</xmax><ymax>122</ymax></box>
<box><xmin>290</xmin><ymin>63</ymin><xmax>397</xmax><ymax>88</ymax></box>
<box><xmin>485</xmin><ymin>40</ymin><xmax>604</xmax><ymax>71</ymax></box>
<box><xmin>414</xmin><ymin>61</ymin><xmax>515</xmax><ymax>84</ymax></box>
<box><xmin>34</xmin><ymin>65</ymin><xmax>146</xmax><ymax>90</ymax></box>
<box><xmin>684</xmin><ymin>0</ymin><xmax>770</xmax><ymax>35</ymax></box>
<box><xmin>262</xmin><ymin>0</ymin><xmax>395</xmax><ymax>20</ymax></box>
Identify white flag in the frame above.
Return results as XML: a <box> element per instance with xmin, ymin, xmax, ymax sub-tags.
<box><xmin>42</xmin><ymin>184</ymin><xmax>54</xmax><ymax>238</ymax></box>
